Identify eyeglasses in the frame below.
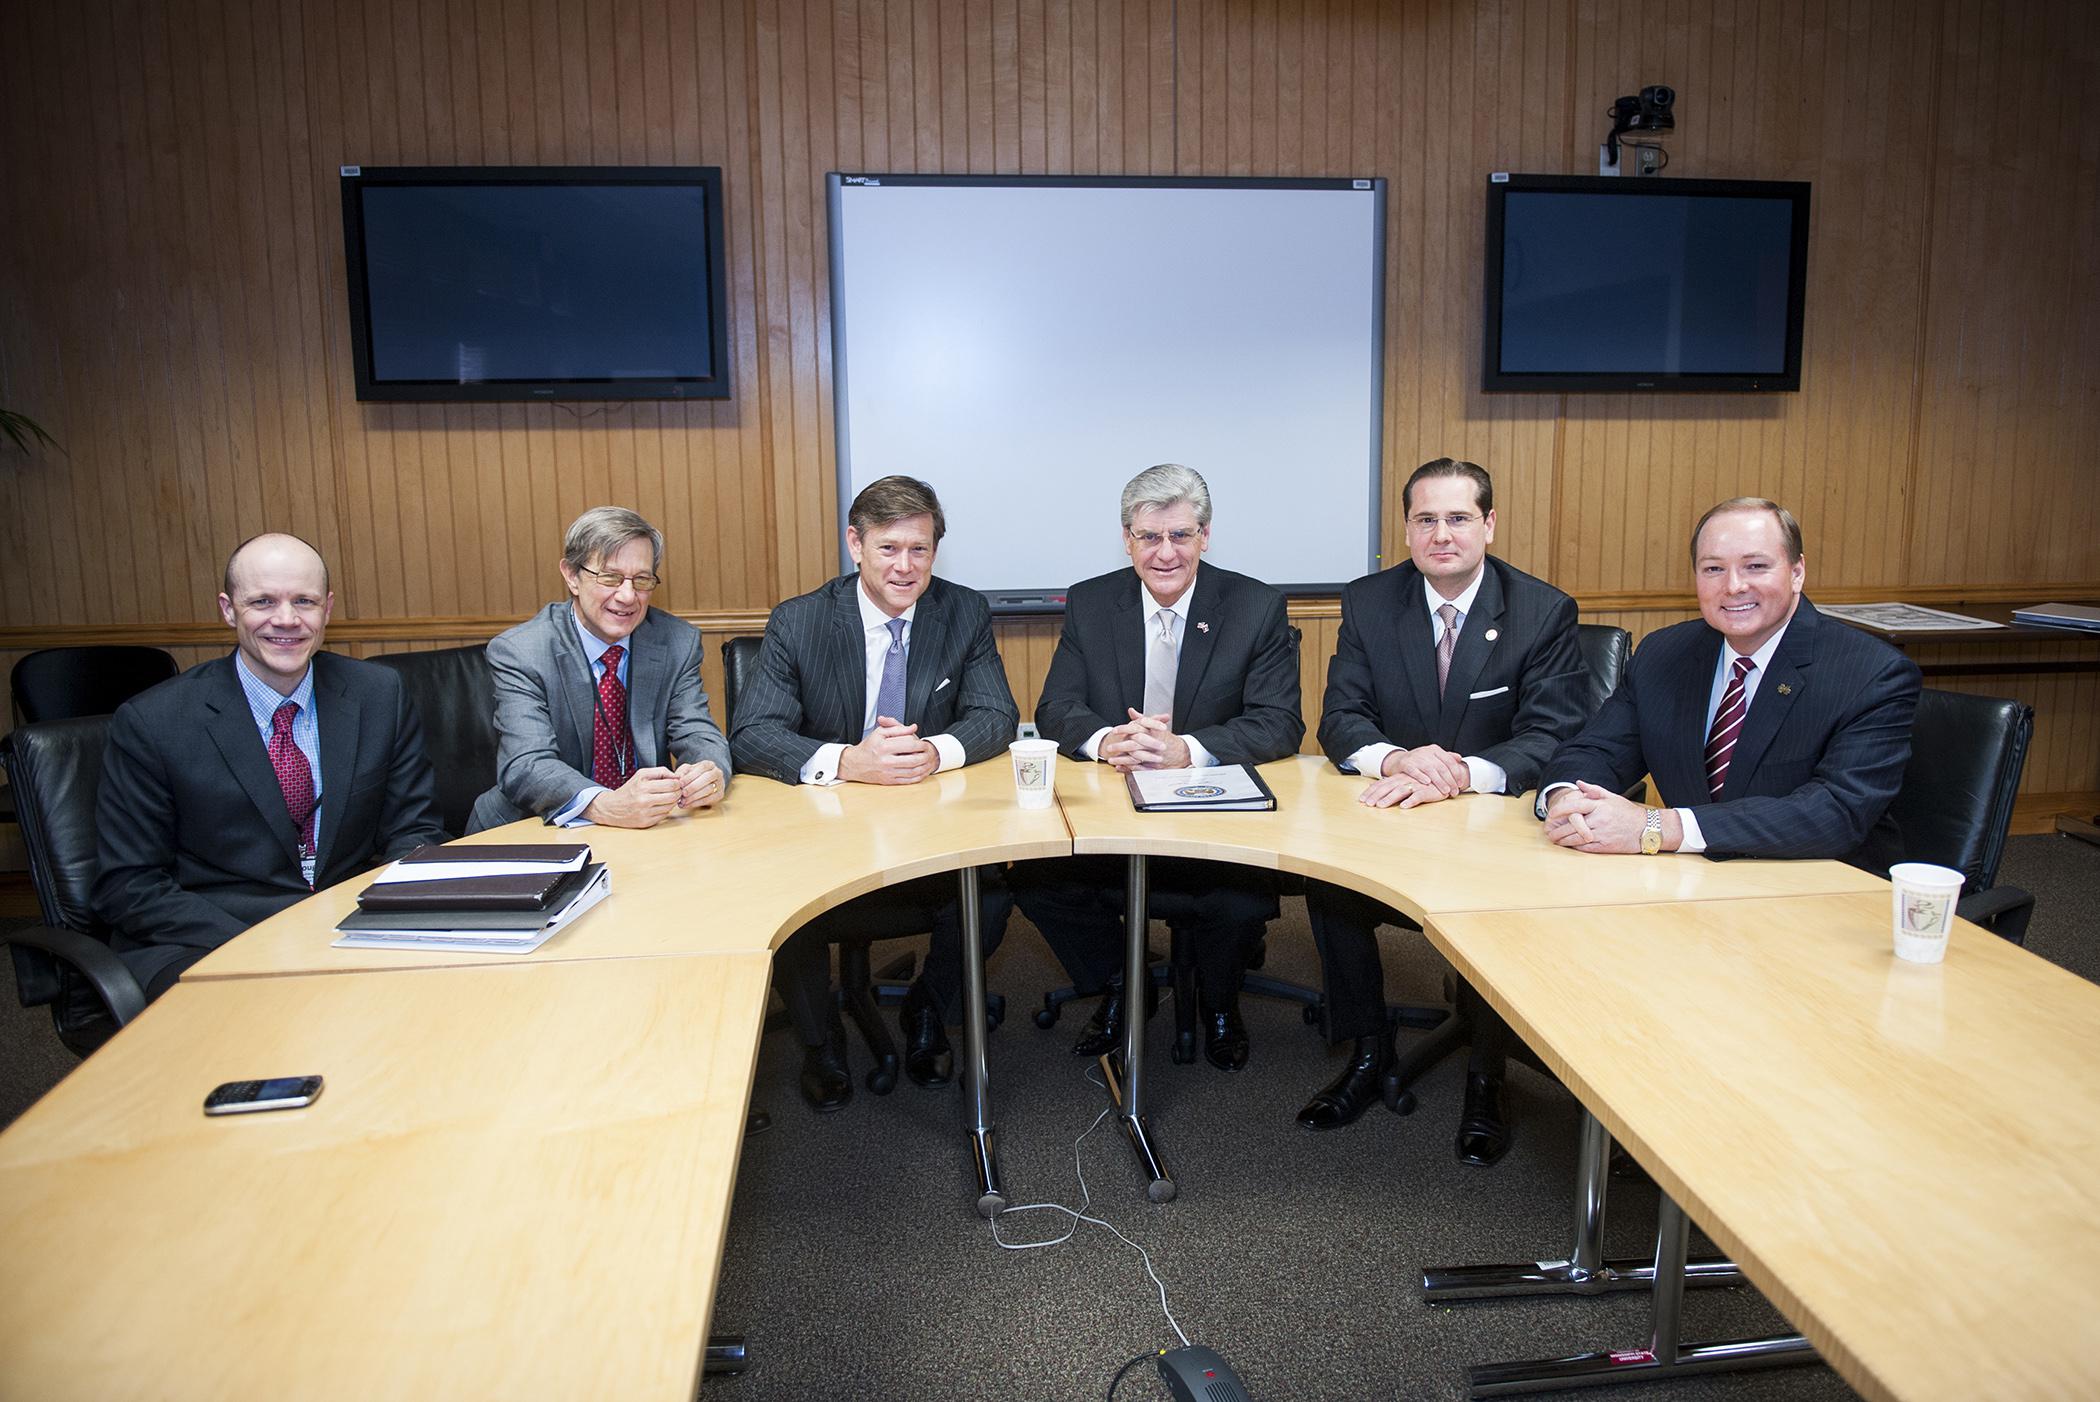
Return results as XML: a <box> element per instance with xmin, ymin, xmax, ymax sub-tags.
<box><xmin>1127</xmin><ymin>528</ymin><xmax>1203</xmax><ymax>549</ymax></box>
<box><xmin>576</xmin><ymin>569</ymin><xmax>663</xmax><ymax>592</ymax></box>
<box><xmin>1406</xmin><ymin>513</ymin><xmax>1483</xmax><ymax>534</ymax></box>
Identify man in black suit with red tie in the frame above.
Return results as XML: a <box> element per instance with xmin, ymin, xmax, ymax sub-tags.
<box><xmin>1540</xmin><ymin>497</ymin><xmax>1919</xmax><ymax>871</ymax></box>
<box><xmin>1298</xmin><ymin>459</ymin><xmax>1588</xmax><ymax>1163</ymax></box>
<box><xmin>94</xmin><ymin>534</ymin><xmax>447</xmax><ymax>999</ymax></box>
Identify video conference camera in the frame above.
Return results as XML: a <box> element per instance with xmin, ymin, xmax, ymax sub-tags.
<box><xmin>1603</xmin><ymin>84</ymin><xmax>1676</xmax><ymax>174</ymax></box>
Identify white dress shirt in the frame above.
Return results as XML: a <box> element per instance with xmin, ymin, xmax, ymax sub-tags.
<box><xmin>800</xmin><ymin>583</ymin><xmax>968</xmax><ymax>785</ymax></box>
<box><xmin>1080</xmin><ymin>573</ymin><xmax>1218</xmax><ymax>769</ymax></box>
<box><xmin>1343</xmin><ymin>567</ymin><xmax>1509</xmax><ymax>796</ymax></box>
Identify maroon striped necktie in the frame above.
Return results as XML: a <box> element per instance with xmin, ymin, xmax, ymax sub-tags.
<box><xmin>592</xmin><ymin>644</ymin><xmax>634</xmax><ymax>788</ymax></box>
<box><xmin>1704</xmin><ymin>655</ymin><xmax>1755</xmax><ymax>798</ymax></box>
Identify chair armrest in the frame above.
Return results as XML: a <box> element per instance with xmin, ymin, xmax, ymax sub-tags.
<box><xmin>1958</xmin><ymin>884</ymin><xmax>2035</xmax><ymax>948</ymax></box>
<box><xmin>5</xmin><ymin>925</ymin><xmax>147</xmax><ymax>1027</ymax></box>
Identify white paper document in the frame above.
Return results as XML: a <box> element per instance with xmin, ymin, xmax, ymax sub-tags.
<box><xmin>1818</xmin><ymin>603</ymin><xmax>2003</xmax><ymax>632</ymax></box>
<box><xmin>367</xmin><ymin>850</ymin><xmax>590</xmax><ymax>884</ymax></box>
<box><xmin>1126</xmin><ymin>764</ymin><xmax>1275</xmax><ymax>811</ymax></box>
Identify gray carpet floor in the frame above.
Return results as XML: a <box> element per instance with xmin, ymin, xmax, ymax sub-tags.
<box><xmin>3</xmin><ymin>832</ymin><xmax>2095</xmax><ymax>1400</ymax></box>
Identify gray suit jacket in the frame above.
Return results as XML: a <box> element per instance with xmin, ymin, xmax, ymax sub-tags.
<box><xmin>469</xmin><ymin>602</ymin><xmax>730</xmax><ymax>830</ymax></box>
<box><xmin>729</xmin><ymin>574</ymin><xmax>1019</xmax><ymax>783</ymax></box>
<box><xmin>94</xmin><ymin>652</ymin><xmax>447</xmax><ymax>989</ymax></box>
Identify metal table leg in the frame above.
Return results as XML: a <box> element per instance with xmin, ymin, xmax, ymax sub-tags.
<box><xmin>1106</xmin><ymin>853</ymin><xmax>1175</xmax><ymax>1202</ymax></box>
<box><xmin>1466</xmin><ymin>1194</ymin><xmax>1818</xmax><ymax>1396</ymax></box>
<box><xmin>1424</xmin><ymin>1111</ymin><xmax>1744</xmax><ymax>1299</ymax></box>
<box><xmin>958</xmin><ymin>865</ymin><xmax>1005</xmax><ymax>1218</ymax></box>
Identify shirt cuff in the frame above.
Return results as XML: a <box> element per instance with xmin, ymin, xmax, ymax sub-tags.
<box><xmin>1534</xmin><ymin>780</ymin><xmax>1578</xmax><ymax>820</ymax></box>
<box><xmin>1464</xmin><ymin>755</ymin><xmax>1508</xmax><ymax>795</ymax></box>
<box><xmin>1676</xmin><ymin>808</ymin><xmax>1707</xmax><ymax>853</ymax></box>
<box><xmin>1080</xmin><ymin>726</ymin><xmax>1113</xmax><ymax>762</ymax></box>
<box><xmin>928</xmin><ymin>733</ymin><xmax>966</xmax><ymax>773</ymax></box>
<box><xmin>1182</xmin><ymin>734</ymin><xmax>1217</xmax><ymax>769</ymax></box>
<box><xmin>800</xmin><ymin>743</ymin><xmax>847</xmax><ymax>786</ymax></box>
<box><xmin>1345</xmin><ymin>742</ymin><xmax>1398</xmax><ymax>777</ymax></box>
<box><xmin>551</xmin><ymin>786</ymin><xmax>605</xmax><ymax>827</ymax></box>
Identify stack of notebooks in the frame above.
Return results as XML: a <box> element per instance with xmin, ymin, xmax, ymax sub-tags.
<box><xmin>2011</xmin><ymin>602</ymin><xmax>2100</xmax><ymax>634</ymax></box>
<box><xmin>332</xmin><ymin>844</ymin><xmax>610</xmax><ymax>954</ymax></box>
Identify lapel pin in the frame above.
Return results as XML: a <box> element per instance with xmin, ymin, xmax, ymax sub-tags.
<box><xmin>1484</xmin><ymin>628</ymin><xmax>1498</xmax><ymax>642</ymax></box>
<box><xmin>1196</xmin><ymin>621</ymin><xmax>1209</xmax><ymax>633</ymax></box>
<box><xmin>1777</xmin><ymin>683</ymin><xmax>1793</xmax><ymax>695</ymax></box>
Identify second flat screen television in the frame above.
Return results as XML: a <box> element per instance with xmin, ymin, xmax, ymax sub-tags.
<box><xmin>1483</xmin><ymin>173</ymin><xmax>1811</xmax><ymax>392</ymax></box>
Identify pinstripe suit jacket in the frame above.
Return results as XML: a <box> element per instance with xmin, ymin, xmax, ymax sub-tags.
<box><xmin>1538</xmin><ymin>597</ymin><xmax>1920</xmax><ymax>867</ymax></box>
<box><xmin>469</xmin><ymin>602</ymin><xmax>730</xmax><ymax>830</ymax></box>
<box><xmin>729</xmin><ymin>573</ymin><xmax>1019</xmax><ymax>783</ymax></box>
<box><xmin>1033</xmin><ymin>563</ymin><xmax>1304</xmax><ymax>765</ymax></box>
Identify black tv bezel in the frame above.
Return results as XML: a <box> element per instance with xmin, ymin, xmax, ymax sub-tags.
<box><xmin>339</xmin><ymin>164</ymin><xmax>733</xmax><ymax>403</ymax></box>
<box><xmin>1481</xmin><ymin>173</ymin><xmax>1811</xmax><ymax>394</ymax></box>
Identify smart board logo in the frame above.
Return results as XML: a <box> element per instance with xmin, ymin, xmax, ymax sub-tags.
<box><xmin>843</xmin><ymin>175</ymin><xmax>882</xmax><ymax>186</ymax></box>
<box><xmin>1174</xmin><ymin>784</ymin><xmax>1226</xmax><ymax>799</ymax></box>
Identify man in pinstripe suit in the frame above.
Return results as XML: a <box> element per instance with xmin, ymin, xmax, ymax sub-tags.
<box><xmin>731</xmin><ymin>476</ymin><xmax>1021</xmax><ymax>1112</ymax></box>
<box><xmin>1540</xmin><ymin>497</ymin><xmax>1920</xmax><ymax>869</ymax></box>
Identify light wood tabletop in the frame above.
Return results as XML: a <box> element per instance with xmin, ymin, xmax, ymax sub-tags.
<box><xmin>0</xmin><ymin>953</ymin><xmax>772</xmax><ymax>1402</ymax></box>
<box><xmin>187</xmin><ymin>758</ymin><xmax>1071</xmax><ymax>980</ymax></box>
<box><xmin>1055</xmin><ymin>754</ymin><xmax>1885</xmax><ymax>920</ymax></box>
<box><xmin>1427</xmin><ymin>889</ymin><xmax>2100</xmax><ymax>1402</ymax></box>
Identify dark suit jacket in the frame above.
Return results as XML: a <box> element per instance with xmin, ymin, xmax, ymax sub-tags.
<box><xmin>1317</xmin><ymin>556</ymin><xmax>1587</xmax><ymax>793</ymax></box>
<box><xmin>729</xmin><ymin>574</ymin><xmax>1019</xmax><ymax>783</ymax></box>
<box><xmin>470</xmin><ymin>602</ymin><xmax>731</xmax><ymax>831</ymax></box>
<box><xmin>1034</xmin><ymin>564</ymin><xmax>1304</xmax><ymax>764</ymax></box>
<box><xmin>93</xmin><ymin>652</ymin><xmax>447</xmax><ymax>988</ymax></box>
<box><xmin>1539</xmin><ymin>597</ymin><xmax>1921</xmax><ymax>867</ymax></box>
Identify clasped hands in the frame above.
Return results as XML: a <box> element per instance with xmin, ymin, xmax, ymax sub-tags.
<box><xmin>839</xmin><ymin>716</ymin><xmax>939</xmax><ymax>785</ymax></box>
<box><xmin>1542</xmin><ymin>781</ymin><xmax>1678</xmax><ymax>854</ymax></box>
<box><xmin>1357</xmin><ymin>744</ymin><xmax>1471</xmax><ymax>808</ymax></box>
<box><xmin>1100</xmin><ymin>709</ymin><xmax>1193</xmax><ymax>771</ymax></box>
<box><xmin>585</xmin><ymin>760</ymin><xmax>726</xmax><ymax>828</ymax></box>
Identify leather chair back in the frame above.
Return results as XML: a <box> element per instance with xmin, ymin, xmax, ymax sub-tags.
<box><xmin>1574</xmin><ymin>624</ymin><xmax>1631</xmax><ymax>720</ymax></box>
<box><xmin>11</xmin><ymin>646</ymin><xmax>177</xmax><ymax>724</ymax></box>
<box><xmin>2</xmin><ymin>716</ymin><xmax>113</xmax><ymax>1004</ymax></box>
<box><xmin>366</xmin><ymin>645</ymin><xmax>498</xmax><ymax>838</ymax></box>
<box><xmin>720</xmin><ymin>635</ymin><xmax>763</xmax><ymax>730</ymax></box>
<box><xmin>1886</xmin><ymin>687</ymin><xmax>2032</xmax><ymax>894</ymax></box>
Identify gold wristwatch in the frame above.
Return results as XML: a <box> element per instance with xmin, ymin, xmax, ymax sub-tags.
<box><xmin>1640</xmin><ymin>808</ymin><xmax>1664</xmax><ymax>855</ymax></box>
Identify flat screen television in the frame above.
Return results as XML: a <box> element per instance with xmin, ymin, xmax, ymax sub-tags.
<box><xmin>1483</xmin><ymin>173</ymin><xmax>1810</xmax><ymax>392</ymax></box>
<box><xmin>339</xmin><ymin>165</ymin><xmax>731</xmax><ymax>402</ymax></box>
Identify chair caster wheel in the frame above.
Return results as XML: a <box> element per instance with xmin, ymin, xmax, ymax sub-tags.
<box><xmin>1384</xmin><ymin>1083</ymin><xmax>1417</xmax><ymax>1116</ymax></box>
<box><xmin>867</xmin><ymin>1058</ymin><xmax>898</xmax><ymax>1095</ymax></box>
<box><xmin>987</xmin><ymin>993</ymin><xmax>1006</xmax><ymax>1030</ymax></box>
<box><xmin>1034</xmin><ymin>1001</ymin><xmax>1059</xmax><ymax>1029</ymax></box>
<box><xmin>1170</xmin><ymin>1033</ymin><xmax>1197</xmax><ymax>1065</ymax></box>
<box><xmin>1302</xmin><ymin>1004</ymin><xmax>1321</xmax><ymax>1025</ymax></box>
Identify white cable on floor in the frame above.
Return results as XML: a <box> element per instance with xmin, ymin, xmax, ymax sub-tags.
<box><xmin>983</xmin><ymin>1066</ymin><xmax>1191</xmax><ymax>1350</ymax></box>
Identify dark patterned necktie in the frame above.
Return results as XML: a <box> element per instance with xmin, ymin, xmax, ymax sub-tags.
<box><xmin>268</xmin><ymin>701</ymin><xmax>317</xmax><ymax>868</ymax></box>
<box><xmin>592</xmin><ymin>644</ymin><xmax>634</xmax><ymax>787</ymax></box>
<box><xmin>1704</xmin><ymin>655</ymin><xmax>1755</xmax><ymax>798</ymax></box>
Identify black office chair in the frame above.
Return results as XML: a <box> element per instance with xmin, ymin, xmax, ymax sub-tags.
<box><xmin>2</xmin><ymin>716</ymin><xmax>145</xmax><ymax>1057</ymax></box>
<box><xmin>1885</xmin><ymin>687</ymin><xmax>2035</xmax><ymax>945</ymax></box>
<box><xmin>1381</xmin><ymin>622</ymin><xmax>1633</xmax><ymax>1112</ymax></box>
<box><xmin>720</xmin><ymin>635</ymin><xmax>1005</xmax><ymax>1093</ymax></box>
<box><xmin>366</xmin><ymin>644</ymin><xmax>499</xmax><ymax>838</ymax></box>
<box><xmin>10</xmin><ymin>645</ymin><xmax>178</xmax><ymax>725</ymax></box>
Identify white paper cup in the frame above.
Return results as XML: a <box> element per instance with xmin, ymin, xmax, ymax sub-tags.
<box><xmin>1009</xmin><ymin>738</ymin><xmax>1059</xmax><ymax>809</ymax></box>
<box><xmin>1888</xmin><ymin>862</ymin><xmax>1964</xmax><ymax>964</ymax></box>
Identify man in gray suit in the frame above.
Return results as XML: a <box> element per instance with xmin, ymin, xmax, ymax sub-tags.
<box><xmin>731</xmin><ymin>475</ymin><xmax>1020</xmax><ymax>1111</ymax></box>
<box><xmin>470</xmin><ymin>507</ymin><xmax>730</xmax><ymax>833</ymax></box>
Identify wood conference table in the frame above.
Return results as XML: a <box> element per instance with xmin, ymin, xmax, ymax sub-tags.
<box><xmin>0</xmin><ymin>954</ymin><xmax>772</xmax><ymax>1402</ymax></box>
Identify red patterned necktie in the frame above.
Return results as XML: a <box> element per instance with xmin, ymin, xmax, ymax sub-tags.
<box><xmin>268</xmin><ymin>701</ymin><xmax>317</xmax><ymax>868</ymax></box>
<box><xmin>1704</xmin><ymin>655</ymin><xmax>1755</xmax><ymax>798</ymax></box>
<box><xmin>592</xmin><ymin>644</ymin><xmax>634</xmax><ymax>788</ymax></box>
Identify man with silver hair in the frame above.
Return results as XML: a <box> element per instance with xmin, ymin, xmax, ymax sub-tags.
<box><xmin>470</xmin><ymin>506</ymin><xmax>730</xmax><ymax>831</ymax></box>
<box><xmin>1016</xmin><ymin>464</ymin><xmax>1303</xmax><ymax>1072</ymax></box>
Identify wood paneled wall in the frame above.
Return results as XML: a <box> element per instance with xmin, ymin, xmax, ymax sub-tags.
<box><xmin>3</xmin><ymin>0</ymin><xmax>2097</xmax><ymax>787</ymax></box>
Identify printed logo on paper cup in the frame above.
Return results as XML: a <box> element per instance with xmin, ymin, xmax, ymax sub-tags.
<box><xmin>1902</xmin><ymin>891</ymin><xmax>1952</xmax><ymax>935</ymax></box>
<box><xmin>1174</xmin><ymin>784</ymin><xmax>1226</xmax><ymax>799</ymax></box>
<box><xmin>1016</xmin><ymin>758</ymin><xmax>1048</xmax><ymax>786</ymax></box>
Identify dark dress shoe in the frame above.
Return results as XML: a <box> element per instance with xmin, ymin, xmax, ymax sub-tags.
<box><xmin>1071</xmin><ymin>975</ymin><xmax>1158</xmax><ymax>1058</ymax></box>
<box><xmin>1200</xmin><ymin>998</ymin><xmax>1249</xmax><ymax>1073</ymax></box>
<box><xmin>1455</xmin><ymin>1071</ymin><xmax>1511</xmax><ymax>1166</ymax></box>
<box><xmin>799</xmin><ymin>1024</ymin><xmax>853</xmax><ymax>1113</ymax></box>
<box><xmin>1296</xmin><ymin>1034</ymin><xmax>1392</xmax><ymax>1130</ymax></box>
<box><xmin>900</xmin><ymin>987</ymin><xmax>955</xmax><ymax>1087</ymax></box>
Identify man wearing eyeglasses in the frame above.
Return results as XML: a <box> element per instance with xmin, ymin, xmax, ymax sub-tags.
<box><xmin>1016</xmin><ymin>463</ymin><xmax>1304</xmax><ymax>1074</ymax></box>
<box><xmin>1300</xmin><ymin>458</ymin><xmax>1587</xmax><ymax>1164</ymax></box>
<box><xmin>469</xmin><ymin>506</ymin><xmax>730</xmax><ymax>832</ymax></box>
